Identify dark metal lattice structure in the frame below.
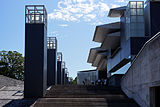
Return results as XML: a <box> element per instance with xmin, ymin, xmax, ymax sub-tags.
<box><xmin>47</xmin><ymin>37</ymin><xmax>57</xmax><ymax>49</ymax></box>
<box><xmin>25</xmin><ymin>5</ymin><xmax>47</xmax><ymax>27</ymax></box>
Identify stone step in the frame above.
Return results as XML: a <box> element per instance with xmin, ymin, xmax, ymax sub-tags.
<box><xmin>45</xmin><ymin>94</ymin><xmax>127</xmax><ymax>98</ymax></box>
<box><xmin>32</xmin><ymin>85</ymin><xmax>139</xmax><ymax>107</ymax></box>
<box><xmin>33</xmin><ymin>101</ymin><xmax>138</xmax><ymax>107</ymax></box>
<box><xmin>35</xmin><ymin>98</ymin><xmax>136</xmax><ymax>103</ymax></box>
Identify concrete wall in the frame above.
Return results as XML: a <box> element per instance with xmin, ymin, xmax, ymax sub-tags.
<box><xmin>109</xmin><ymin>74</ymin><xmax>124</xmax><ymax>87</ymax></box>
<box><xmin>121</xmin><ymin>32</ymin><xmax>160</xmax><ymax>107</ymax></box>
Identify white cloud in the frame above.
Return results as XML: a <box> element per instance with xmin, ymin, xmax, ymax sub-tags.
<box><xmin>48</xmin><ymin>31</ymin><xmax>60</xmax><ymax>37</ymax></box>
<box><xmin>59</xmin><ymin>24</ymin><xmax>69</xmax><ymax>27</ymax></box>
<box><xmin>111</xmin><ymin>4</ymin><xmax>120</xmax><ymax>8</ymax></box>
<box><xmin>117</xmin><ymin>0</ymin><xmax>124</xmax><ymax>2</ymax></box>
<box><xmin>48</xmin><ymin>0</ymin><xmax>110</xmax><ymax>24</ymax></box>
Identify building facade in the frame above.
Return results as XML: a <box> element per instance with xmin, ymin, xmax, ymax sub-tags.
<box><xmin>87</xmin><ymin>0</ymin><xmax>159</xmax><ymax>78</ymax></box>
<box><xmin>77</xmin><ymin>70</ymin><xmax>98</xmax><ymax>85</ymax></box>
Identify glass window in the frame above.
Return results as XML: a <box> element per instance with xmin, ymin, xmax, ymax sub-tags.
<box><xmin>137</xmin><ymin>9</ymin><xmax>143</xmax><ymax>15</ymax></box>
<box><xmin>130</xmin><ymin>23</ymin><xmax>137</xmax><ymax>30</ymax></box>
<box><xmin>126</xmin><ymin>17</ymin><xmax>130</xmax><ymax>23</ymax></box>
<box><xmin>137</xmin><ymin>2</ymin><xmax>143</xmax><ymax>8</ymax></box>
<box><xmin>137</xmin><ymin>23</ymin><xmax>144</xmax><ymax>30</ymax></box>
<box><xmin>137</xmin><ymin>16</ymin><xmax>144</xmax><ymax>22</ymax></box>
<box><xmin>131</xmin><ymin>9</ymin><xmax>136</xmax><ymax>15</ymax></box>
<box><xmin>130</xmin><ymin>2</ymin><xmax>136</xmax><ymax>8</ymax></box>
<box><xmin>131</xmin><ymin>16</ymin><xmax>136</xmax><ymax>22</ymax></box>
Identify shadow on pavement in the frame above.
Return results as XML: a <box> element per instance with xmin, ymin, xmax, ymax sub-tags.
<box><xmin>3</xmin><ymin>98</ymin><xmax>37</xmax><ymax>107</ymax></box>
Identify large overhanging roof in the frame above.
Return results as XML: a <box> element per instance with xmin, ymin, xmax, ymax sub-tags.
<box><xmin>101</xmin><ymin>32</ymin><xmax>120</xmax><ymax>50</ymax></box>
<box><xmin>87</xmin><ymin>47</ymin><xmax>106</xmax><ymax>63</ymax></box>
<box><xmin>92</xmin><ymin>52</ymin><xmax>107</xmax><ymax>67</ymax></box>
<box><xmin>108</xmin><ymin>6</ymin><xmax>126</xmax><ymax>17</ymax></box>
<box><xmin>97</xmin><ymin>59</ymin><xmax>107</xmax><ymax>71</ymax></box>
<box><xmin>93</xmin><ymin>22</ymin><xmax>120</xmax><ymax>43</ymax></box>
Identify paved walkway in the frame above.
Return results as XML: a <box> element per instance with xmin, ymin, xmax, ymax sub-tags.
<box><xmin>0</xmin><ymin>75</ymin><xmax>36</xmax><ymax>107</ymax></box>
<box><xmin>0</xmin><ymin>85</ymin><xmax>24</xmax><ymax>106</ymax></box>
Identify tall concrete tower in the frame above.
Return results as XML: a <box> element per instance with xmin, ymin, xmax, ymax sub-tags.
<box><xmin>57</xmin><ymin>52</ymin><xmax>62</xmax><ymax>85</ymax></box>
<box><xmin>24</xmin><ymin>5</ymin><xmax>47</xmax><ymax>98</ymax></box>
<box><xmin>62</xmin><ymin>62</ymin><xmax>65</xmax><ymax>85</ymax></box>
<box><xmin>47</xmin><ymin>37</ymin><xmax>57</xmax><ymax>86</ymax></box>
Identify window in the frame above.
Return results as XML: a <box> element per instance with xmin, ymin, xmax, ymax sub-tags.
<box><xmin>131</xmin><ymin>9</ymin><xmax>136</xmax><ymax>15</ymax></box>
<box><xmin>137</xmin><ymin>9</ymin><xmax>143</xmax><ymax>15</ymax></box>
<box><xmin>137</xmin><ymin>2</ymin><xmax>143</xmax><ymax>8</ymax></box>
<box><xmin>137</xmin><ymin>16</ymin><xmax>144</xmax><ymax>22</ymax></box>
<box><xmin>130</xmin><ymin>2</ymin><xmax>136</xmax><ymax>8</ymax></box>
<box><xmin>131</xmin><ymin>16</ymin><xmax>136</xmax><ymax>22</ymax></box>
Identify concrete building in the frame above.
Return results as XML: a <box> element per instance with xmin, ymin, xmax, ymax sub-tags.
<box><xmin>87</xmin><ymin>0</ymin><xmax>160</xmax><ymax>106</ymax></box>
<box><xmin>77</xmin><ymin>70</ymin><xmax>98</xmax><ymax>85</ymax></box>
<box><xmin>88</xmin><ymin>1</ymin><xmax>150</xmax><ymax>77</ymax></box>
<box><xmin>47</xmin><ymin>37</ymin><xmax>57</xmax><ymax>86</ymax></box>
<box><xmin>24</xmin><ymin>5</ymin><xmax>47</xmax><ymax>98</ymax></box>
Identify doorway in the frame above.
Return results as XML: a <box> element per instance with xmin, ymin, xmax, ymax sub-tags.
<box><xmin>150</xmin><ymin>86</ymin><xmax>160</xmax><ymax>107</ymax></box>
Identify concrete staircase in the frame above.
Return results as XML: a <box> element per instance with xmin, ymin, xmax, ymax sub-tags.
<box><xmin>32</xmin><ymin>85</ymin><xmax>139</xmax><ymax>107</ymax></box>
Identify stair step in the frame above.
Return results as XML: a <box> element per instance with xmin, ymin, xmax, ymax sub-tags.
<box><xmin>32</xmin><ymin>85</ymin><xmax>139</xmax><ymax>107</ymax></box>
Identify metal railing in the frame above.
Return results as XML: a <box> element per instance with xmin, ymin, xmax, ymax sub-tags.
<box><xmin>25</xmin><ymin>5</ymin><xmax>47</xmax><ymax>27</ymax></box>
<box><xmin>47</xmin><ymin>37</ymin><xmax>57</xmax><ymax>49</ymax></box>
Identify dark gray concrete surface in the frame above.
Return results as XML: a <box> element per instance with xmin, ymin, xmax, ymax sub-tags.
<box><xmin>24</xmin><ymin>24</ymin><xmax>47</xmax><ymax>98</ymax></box>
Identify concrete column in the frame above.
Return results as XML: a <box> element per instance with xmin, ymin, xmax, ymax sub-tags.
<box><xmin>47</xmin><ymin>37</ymin><xmax>57</xmax><ymax>86</ymax></box>
<box><xmin>24</xmin><ymin>5</ymin><xmax>47</xmax><ymax>98</ymax></box>
<box><xmin>57</xmin><ymin>52</ymin><xmax>62</xmax><ymax>85</ymax></box>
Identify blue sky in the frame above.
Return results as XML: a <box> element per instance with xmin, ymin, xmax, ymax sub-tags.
<box><xmin>0</xmin><ymin>0</ymin><xmax>145</xmax><ymax>79</ymax></box>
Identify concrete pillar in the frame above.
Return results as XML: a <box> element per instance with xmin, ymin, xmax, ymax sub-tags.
<box><xmin>64</xmin><ymin>69</ymin><xmax>68</xmax><ymax>85</ymax></box>
<box><xmin>47</xmin><ymin>37</ymin><xmax>57</xmax><ymax>86</ymax></box>
<box><xmin>62</xmin><ymin>62</ymin><xmax>65</xmax><ymax>85</ymax></box>
<box><xmin>24</xmin><ymin>5</ymin><xmax>47</xmax><ymax>98</ymax></box>
<box><xmin>57</xmin><ymin>52</ymin><xmax>62</xmax><ymax>85</ymax></box>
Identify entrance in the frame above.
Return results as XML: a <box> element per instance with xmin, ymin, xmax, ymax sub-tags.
<box><xmin>150</xmin><ymin>86</ymin><xmax>160</xmax><ymax>107</ymax></box>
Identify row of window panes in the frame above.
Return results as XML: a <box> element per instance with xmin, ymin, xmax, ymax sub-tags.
<box><xmin>130</xmin><ymin>9</ymin><xmax>143</xmax><ymax>15</ymax></box>
<box><xmin>130</xmin><ymin>31</ymin><xmax>145</xmax><ymax>37</ymax></box>
<box><xmin>130</xmin><ymin>16</ymin><xmax>144</xmax><ymax>22</ymax></box>
<box><xmin>130</xmin><ymin>2</ymin><xmax>143</xmax><ymax>9</ymax></box>
<box><xmin>130</xmin><ymin>23</ymin><xmax>144</xmax><ymax>29</ymax></box>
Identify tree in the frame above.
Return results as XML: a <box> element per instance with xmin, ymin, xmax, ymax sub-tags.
<box><xmin>72</xmin><ymin>77</ymin><xmax>77</xmax><ymax>85</ymax></box>
<box><xmin>0</xmin><ymin>51</ymin><xmax>24</xmax><ymax>80</ymax></box>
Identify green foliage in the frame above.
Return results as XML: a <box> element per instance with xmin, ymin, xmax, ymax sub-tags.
<box><xmin>72</xmin><ymin>77</ymin><xmax>77</xmax><ymax>85</ymax></box>
<box><xmin>0</xmin><ymin>50</ymin><xmax>24</xmax><ymax>80</ymax></box>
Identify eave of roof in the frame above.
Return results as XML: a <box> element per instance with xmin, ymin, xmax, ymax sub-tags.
<box><xmin>101</xmin><ymin>32</ymin><xmax>120</xmax><ymax>50</ymax></box>
<box><xmin>93</xmin><ymin>22</ymin><xmax>120</xmax><ymax>43</ymax></box>
<box><xmin>87</xmin><ymin>47</ymin><xmax>106</xmax><ymax>63</ymax></box>
<box><xmin>97</xmin><ymin>59</ymin><xmax>107</xmax><ymax>71</ymax></box>
<box><xmin>108</xmin><ymin>6</ymin><xmax>126</xmax><ymax>17</ymax></box>
<box><xmin>92</xmin><ymin>52</ymin><xmax>107</xmax><ymax>67</ymax></box>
